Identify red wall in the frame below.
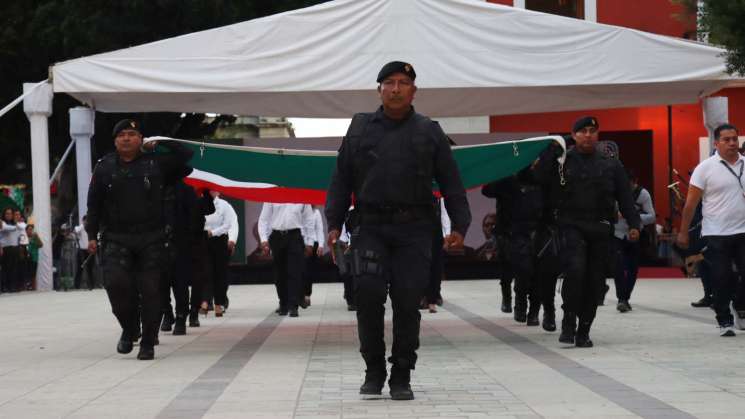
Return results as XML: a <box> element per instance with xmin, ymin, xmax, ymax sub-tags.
<box><xmin>487</xmin><ymin>0</ymin><xmax>513</xmax><ymax>6</ymax></box>
<box><xmin>598</xmin><ymin>0</ymin><xmax>695</xmax><ymax>37</ymax></box>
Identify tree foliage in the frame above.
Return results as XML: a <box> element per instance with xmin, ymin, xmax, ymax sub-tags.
<box><xmin>0</xmin><ymin>0</ymin><xmax>327</xmax><ymax>184</ymax></box>
<box><xmin>673</xmin><ymin>0</ymin><xmax>745</xmax><ymax>76</ymax></box>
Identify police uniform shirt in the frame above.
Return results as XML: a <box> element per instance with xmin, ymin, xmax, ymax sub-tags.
<box><xmin>205</xmin><ymin>197</ymin><xmax>239</xmax><ymax>242</ymax></box>
<box><xmin>257</xmin><ymin>203</ymin><xmax>316</xmax><ymax>246</ymax></box>
<box><xmin>325</xmin><ymin>106</ymin><xmax>471</xmax><ymax>235</ymax></box>
<box><xmin>690</xmin><ymin>152</ymin><xmax>745</xmax><ymax>237</ymax></box>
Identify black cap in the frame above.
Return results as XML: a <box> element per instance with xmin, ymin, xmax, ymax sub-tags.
<box><xmin>112</xmin><ymin>119</ymin><xmax>142</xmax><ymax>137</ymax></box>
<box><xmin>572</xmin><ymin>116</ymin><xmax>599</xmax><ymax>133</ymax></box>
<box><xmin>376</xmin><ymin>61</ymin><xmax>416</xmax><ymax>83</ymax></box>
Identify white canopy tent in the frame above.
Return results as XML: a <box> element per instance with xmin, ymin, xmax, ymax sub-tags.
<box><xmin>22</xmin><ymin>0</ymin><xmax>745</xmax><ymax>290</ymax></box>
<box><xmin>51</xmin><ymin>0</ymin><xmax>744</xmax><ymax>117</ymax></box>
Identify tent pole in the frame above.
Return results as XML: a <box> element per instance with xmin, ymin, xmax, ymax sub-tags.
<box><xmin>667</xmin><ymin>105</ymin><xmax>674</xmax><ymax>226</ymax></box>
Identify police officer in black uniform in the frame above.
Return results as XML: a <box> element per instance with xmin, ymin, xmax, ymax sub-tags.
<box><xmin>325</xmin><ymin>61</ymin><xmax>471</xmax><ymax>400</ymax></box>
<box><xmin>86</xmin><ymin>119</ymin><xmax>193</xmax><ymax>360</ymax></box>
<box><xmin>534</xmin><ymin>117</ymin><xmax>640</xmax><ymax>347</ymax></box>
<box><xmin>482</xmin><ymin>165</ymin><xmax>560</xmax><ymax>330</ymax></box>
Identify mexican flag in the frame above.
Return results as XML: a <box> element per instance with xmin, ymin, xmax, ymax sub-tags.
<box><xmin>149</xmin><ymin>136</ymin><xmax>563</xmax><ymax>204</ymax></box>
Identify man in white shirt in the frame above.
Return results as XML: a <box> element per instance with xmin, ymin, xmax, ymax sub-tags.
<box><xmin>613</xmin><ymin>172</ymin><xmax>656</xmax><ymax>313</ymax></box>
<box><xmin>203</xmin><ymin>191</ymin><xmax>239</xmax><ymax>317</ymax></box>
<box><xmin>678</xmin><ymin>124</ymin><xmax>745</xmax><ymax>337</ymax></box>
<box><xmin>258</xmin><ymin>203</ymin><xmax>315</xmax><ymax>317</ymax></box>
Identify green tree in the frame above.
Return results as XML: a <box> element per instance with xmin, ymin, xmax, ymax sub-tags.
<box><xmin>673</xmin><ymin>0</ymin><xmax>745</xmax><ymax>76</ymax></box>
<box><xmin>0</xmin><ymin>0</ymin><xmax>327</xmax><ymax>185</ymax></box>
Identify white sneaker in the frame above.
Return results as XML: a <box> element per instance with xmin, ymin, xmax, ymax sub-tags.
<box><xmin>730</xmin><ymin>302</ymin><xmax>745</xmax><ymax>330</ymax></box>
<box><xmin>720</xmin><ymin>325</ymin><xmax>736</xmax><ymax>337</ymax></box>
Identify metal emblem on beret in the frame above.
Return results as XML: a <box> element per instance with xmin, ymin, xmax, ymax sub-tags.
<box><xmin>130</xmin><ymin>121</ymin><xmax>136</xmax><ymax>128</ymax></box>
<box><xmin>405</xmin><ymin>64</ymin><xmax>411</xmax><ymax>72</ymax></box>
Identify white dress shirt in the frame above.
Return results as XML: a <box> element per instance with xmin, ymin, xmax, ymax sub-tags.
<box><xmin>614</xmin><ymin>187</ymin><xmax>655</xmax><ymax>240</ymax></box>
<box><xmin>205</xmin><ymin>197</ymin><xmax>239</xmax><ymax>242</ymax></box>
<box><xmin>0</xmin><ymin>221</ymin><xmax>22</xmax><ymax>248</ymax></box>
<box><xmin>439</xmin><ymin>198</ymin><xmax>452</xmax><ymax>237</ymax></box>
<box><xmin>258</xmin><ymin>203</ymin><xmax>315</xmax><ymax>246</ymax></box>
<box><xmin>309</xmin><ymin>209</ymin><xmax>326</xmax><ymax>249</ymax></box>
<box><xmin>73</xmin><ymin>225</ymin><xmax>89</xmax><ymax>249</ymax></box>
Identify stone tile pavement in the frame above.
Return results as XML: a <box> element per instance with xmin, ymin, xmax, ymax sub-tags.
<box><xmin>1</xmin><ymin>278</ymin><xmax>744</xmax><ymax>418</ymax></box>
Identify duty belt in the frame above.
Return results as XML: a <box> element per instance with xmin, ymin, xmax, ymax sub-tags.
<box><xmin>272</xmin><ymin>228</ymin><xmax>301</xmax><ymax>236</ymax></box>
<box><xmin>105</xmin><ymin>223</ymin><xmax>162</xmax><ymax>234</ymax></box>
<box><xmin>357</xmin><ymin>205</ymin><xmax>433</xmax><ymax>225</ymax></box>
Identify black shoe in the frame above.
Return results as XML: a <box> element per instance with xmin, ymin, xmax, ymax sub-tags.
<box><xmin>501</xmin><ymin>300</ymin><xmax>512</xmax><ymax>313</ymax></box>
<box><xmin>188</xmin><ymin>311</ymin><xmax>201</xmax><ymax>327</ymax></box>
<box><xmin>359</xmin><ymin>366</ymin><xmax>386</xmax><ymax>396</ymax></box>
<box><xmin>389</xmin><ymin>366</ymin><xmax>414</xmax><ymax>400</ymax></box>
<box><xmin>347</xmin><ymin>304</ymin><xmax>357</xmax><ymax>311</ymax></box>
<box><xmin>514</xmin><ymin>306</ymin><xmax>527</xmax><ymax>323</ymax></box>
<box><xmin>117</xmin><ymin>332</ymin><xmax>134</xmax><ymax>354</ymax></box>
<box><xmin>224</xmin><ymin>296</ymin><xmax>229</xmax><ymax>312</ymax></box>
<box><xmin>300</xmin><ymin>296</ymin><xmax>311</xmax><ymax>309</ymax></box>
<box><xmin>154</xmin><ymin>336</ymin><xmax>160</xmax><ymax>346</ymax></box>
<box><xmin>559</xmin><ymin>314</ymin><xmax>576</xmax><ymax>344</ymax></box>
<box><xmin>691</xmin><ymin>297</ymin><xmax>713</xmax><ymax>308</ymax></box>
<box><xmin>137</xmin><ymin>345</ymin><xmax>154</xmax><ymax>360</ymax></box>
<box><xmin>500</xmin><ymin>286</ymin><xmax>512</xmax><ymax>313</ymax></box>
<box><xmin>575</xmin><ymin>321</ymin><xmax>593</xmax><ymax>347</ymax></box>
<box><xmin>173</xmin><ymin>316</ymin><xmax>186</xmax><ymax>335</ymax></box>
<box><xmin>617</xmin><ymin>300</ymin><xmax>630</xmax><ymax>313</ymax></box>
<box><xmin>526</xmin><ymin>312</ymin><xmax>540</xmax><ymax>326</ymax></box>
<box><xmin>289</xmin><ymin>307</ymin><xmax>299</xmax><ymax>317</ymax></box>
<box><xmin>276</xmin><ymin>306</ymin><xmax>288</xmax><ymax>316</ymax></box>
<box><xmin>542</xmin><ymin>311</ymin><xmax>556</xmax><ymax>332</ymax></box>
<box><xmin>160</xmin><ymin>312</ymin><xmax>175</xmax><ymax>332</ymax></box>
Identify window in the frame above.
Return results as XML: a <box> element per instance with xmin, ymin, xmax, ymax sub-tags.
<box><xmin>526</xmin><ymin>0</ymin><xmax>584</xmax><ymax>19</ymax></box>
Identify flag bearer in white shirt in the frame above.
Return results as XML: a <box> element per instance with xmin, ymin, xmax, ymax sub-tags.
<box><xmin>203</xmin><ymin>191</ymin><xmax>239</xmax><ymax>317</ymax></box>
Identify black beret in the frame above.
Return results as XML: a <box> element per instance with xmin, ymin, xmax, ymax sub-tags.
<box><xmin>112</xmin><ymin>119</ymin><xmax>142</xmax><ymax>137</ymax></box>
<box><xmin>377</xmin><ymin>61</ymin><xmax>416</xmax><ymax>83</ymax></box>
<box><xmin>572</xmin><ymin>116</ymin><xmax>599</xmax><ymax>133</ymax></box>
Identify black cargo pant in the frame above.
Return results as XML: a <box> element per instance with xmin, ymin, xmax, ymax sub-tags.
<box><xmin>704</xmin><ymin>233</ymin><xmax>745</xmax><ymax>326</ymax></box>
<box><xmin>558</xmin><ymin>224</ymin><xmax>611</xmax><ymax>325</ymax></box>
<box><xmin>102</xmin><ymin>231</ymin><xmax>165</xmax><ymax>347</ymax></box>
<box><xmin>206</xmin><ymin>235</ymin><xmax>229</xmax><ymax>306</ymax></box>
<box><xmin>269</xmin><ymin>229</ymin><xmax>305</xmax><ymax>310</ymax></box>
<box><xmin>508</xmin><ymin>232</ymin><xmax>541</xmax><ymax>312</ymax></box>
<box><xmin>162</xmin><ymin>234</ymin><xmax>209</xmax><ymax>318</ymax></box>
<box><xmin>353</xmin><ymin>221</ymin><xmax>432</xmax><ymax>370</ymax></box>
<box><xmin>496</xmin><ymin>235</ymin><xmax>514</xmax><ymax>300</ymax></box>
<box><xmin>424</xmin><ymin>226</ymin><xmax>444</xmax><ymax>305</ymax></box>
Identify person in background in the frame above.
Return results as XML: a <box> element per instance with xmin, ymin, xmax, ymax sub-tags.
<box><xmin>613</xmin><ymin>171</ymin><xmax>656</xmax><ymax>313</ymax></box>
<box><xmin>301</xmin><ymin>205</ymin><xmax>326</xmax><ymax>309</ymax></box>
<box><xmin>25</xmin><ymin>224</ymin><xmax>42</xmax><ymax>290</ymax></box>
<box><xmin>202</xmin><ymin>190</ymin><xmax>238</xmax><ymax>317</ymax></box>
<box><xmin>74</xmin><ymin>216</ymin><xmax>95</xmax><ymax>290</ymax></box>
<box><xmin>1</xmin><ymin>207</ymin><xmax>22</xmax><ymax>293</ymax></box>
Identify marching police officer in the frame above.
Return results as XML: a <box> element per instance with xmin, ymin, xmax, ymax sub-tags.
<box><xmin>86</xmin><ymin>119</ymin><xmax>193</xmax><ymax>360</ymax></box>
<box><xmin>325</xmin><ymin>61</ymin><xmax>471</xmax><ymax>400</ymax></box>
<box><xmin>534</xmin><ymin>117</ymin><xmax>640</xmax><ymax>347</ymax></box>
<box><xmin>482</xmin><ymin>165</ymin><xmax>560</xmax><ymax>330</ymax></box>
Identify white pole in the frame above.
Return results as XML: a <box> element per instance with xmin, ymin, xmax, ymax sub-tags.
<box><xmin>70</xmin><ymin>107</ymin><xmax>95</xmax><ymax>224</ymax></box>
<box><xmin>702</xmin><ymin>96</ymin><xmax>728</xmax><ymax>154</ymax></box>
<box><xmin>23</xmin><ymin>82</ymin><xmax>54</xmax><ymax>291</ymax></box>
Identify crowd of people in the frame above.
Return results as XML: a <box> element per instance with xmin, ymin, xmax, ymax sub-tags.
<box><xmin>0</xmin><ymin>207</ymin><xmax>42</xmax><ymax>293</ymax></box>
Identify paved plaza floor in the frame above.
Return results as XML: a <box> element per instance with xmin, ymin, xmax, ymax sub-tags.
<box><xmin>1</xmin><ymin>278</ymin><xmax>744</xmax><ymax>419</ymax></box>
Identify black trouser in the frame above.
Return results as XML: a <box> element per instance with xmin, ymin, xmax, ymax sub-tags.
<box><xmin>1</xmin><ymin>246</ymin><xmax>20</xmax><ymax>292</ymax></box>
<box><xmin>269</xmin><ymin>229</ymin><xmax>305</xmax><ymax>309</ymax></box>
<box><xmin>102</xmin><ymin>231</ymin><xmax>165</xmax><ymax>347</ymax></box>
<box><xmin>535</xmin><ymin>229</ymin><xmax>560</xmax><ymax>312</ymax></box>
<box><xmin>302</xmin><ymin>242</ymin><xmax>320</xmax><ymax>298</ymax></box>
<box><xmin>613</xmin><ymin>238</ymin><xmax>640</xmax><ymax>302</ymax></box>
<box><xmin>353</xmin><ymin>221</ymin><xmax>431</xmax><ymax>370</ymax></box>
<box><xmin>509</xmin><ymin>232</ymin><xmax>541</xmax><ymax>313</ymax></box>
<box><xmin>704</xmin><ymin>233</ymin><xmax>745</xmax><ymax>326</ymax></box>
<box><xmin>206</xmin><ymin>235</ymin><xmax>229</xmax><ymax>306</ymax></box>
<box><xmin>425</xmin><ymin>228</ymin><xmax>444</xmax><ymax>305</ymax></box>
<box><xmin>342</xmin><ymin>271</ymin><xmax>354</xmax><ymax>305</ymax></box>
<box><xmin>558</xmin><ymin>224</ymin><xmax>611</xmax><ymax>325</ymax></box>
<box><xmin>496</xmin><ymin>235</ymin><xmax>514</xmax><ymax>298</ymax></box>
<box><xmin>74</xmin><ymin>249</ymin><xmax>95</xmax><ymax>290</ymax></box>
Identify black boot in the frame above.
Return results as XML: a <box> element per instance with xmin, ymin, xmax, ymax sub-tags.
<box><xmin>389</xmin><ymin>366</ymin><xmax>414</xmax><ymax>400</ymax></box>
<box><xmin>117</xmin><ymin>331</ymin><xmax>134</xmax><ymax>354</ymax></box>
<box><xmin>137</xmin><ymin>345</ymin><xmax>155</xmax><ymax>360</ymax></box>
<box><xmin>359</xmin><ymin>364</ymin><xmax>387</xmax><ymax>396</ymax></box>
<box><xmin>500</xmin><ymin>282</ymin><xmax>512</xmax><ymax>313</ymax></box>
<box><xmin>559</xmin><ymin>313</ymin><xmax>576</xmax><ymax>344</ymax></box>
<box><xmin>188</xmin><ymin>309</ymin><xmax>200</xmax><ymax>327</ymax></box>
<box><xmin>160</xmin><ymin>311</ymin><xmax>175</xmax><ymax>332</ymax></box>
<box><xmin>575</xmin><ymin>320</ymin><xmax>594</xmax><ymax>348</ymax></box>
<box><xmin>173</xmin><ymin>315</ymin><xmax>187</xmax><ymax>335</ymax></box>
<box><xmin>597</xmin><ymin>283</ymin><xmax>609</xmax><ymax>306</ymax></box>
<box><xmin>542</xmin><ymin>307</ymin><xmax>556</xmax><ymax>332</ymax></box>
<box><xmin>526</xmin><ymin>303</ymin><xmax>540</xmax><ymax>326</ymax></box>
<box><xmin>514</xmin><ymin>295</ymin><xmax>527</xmax><ymax>323</ymax></box>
